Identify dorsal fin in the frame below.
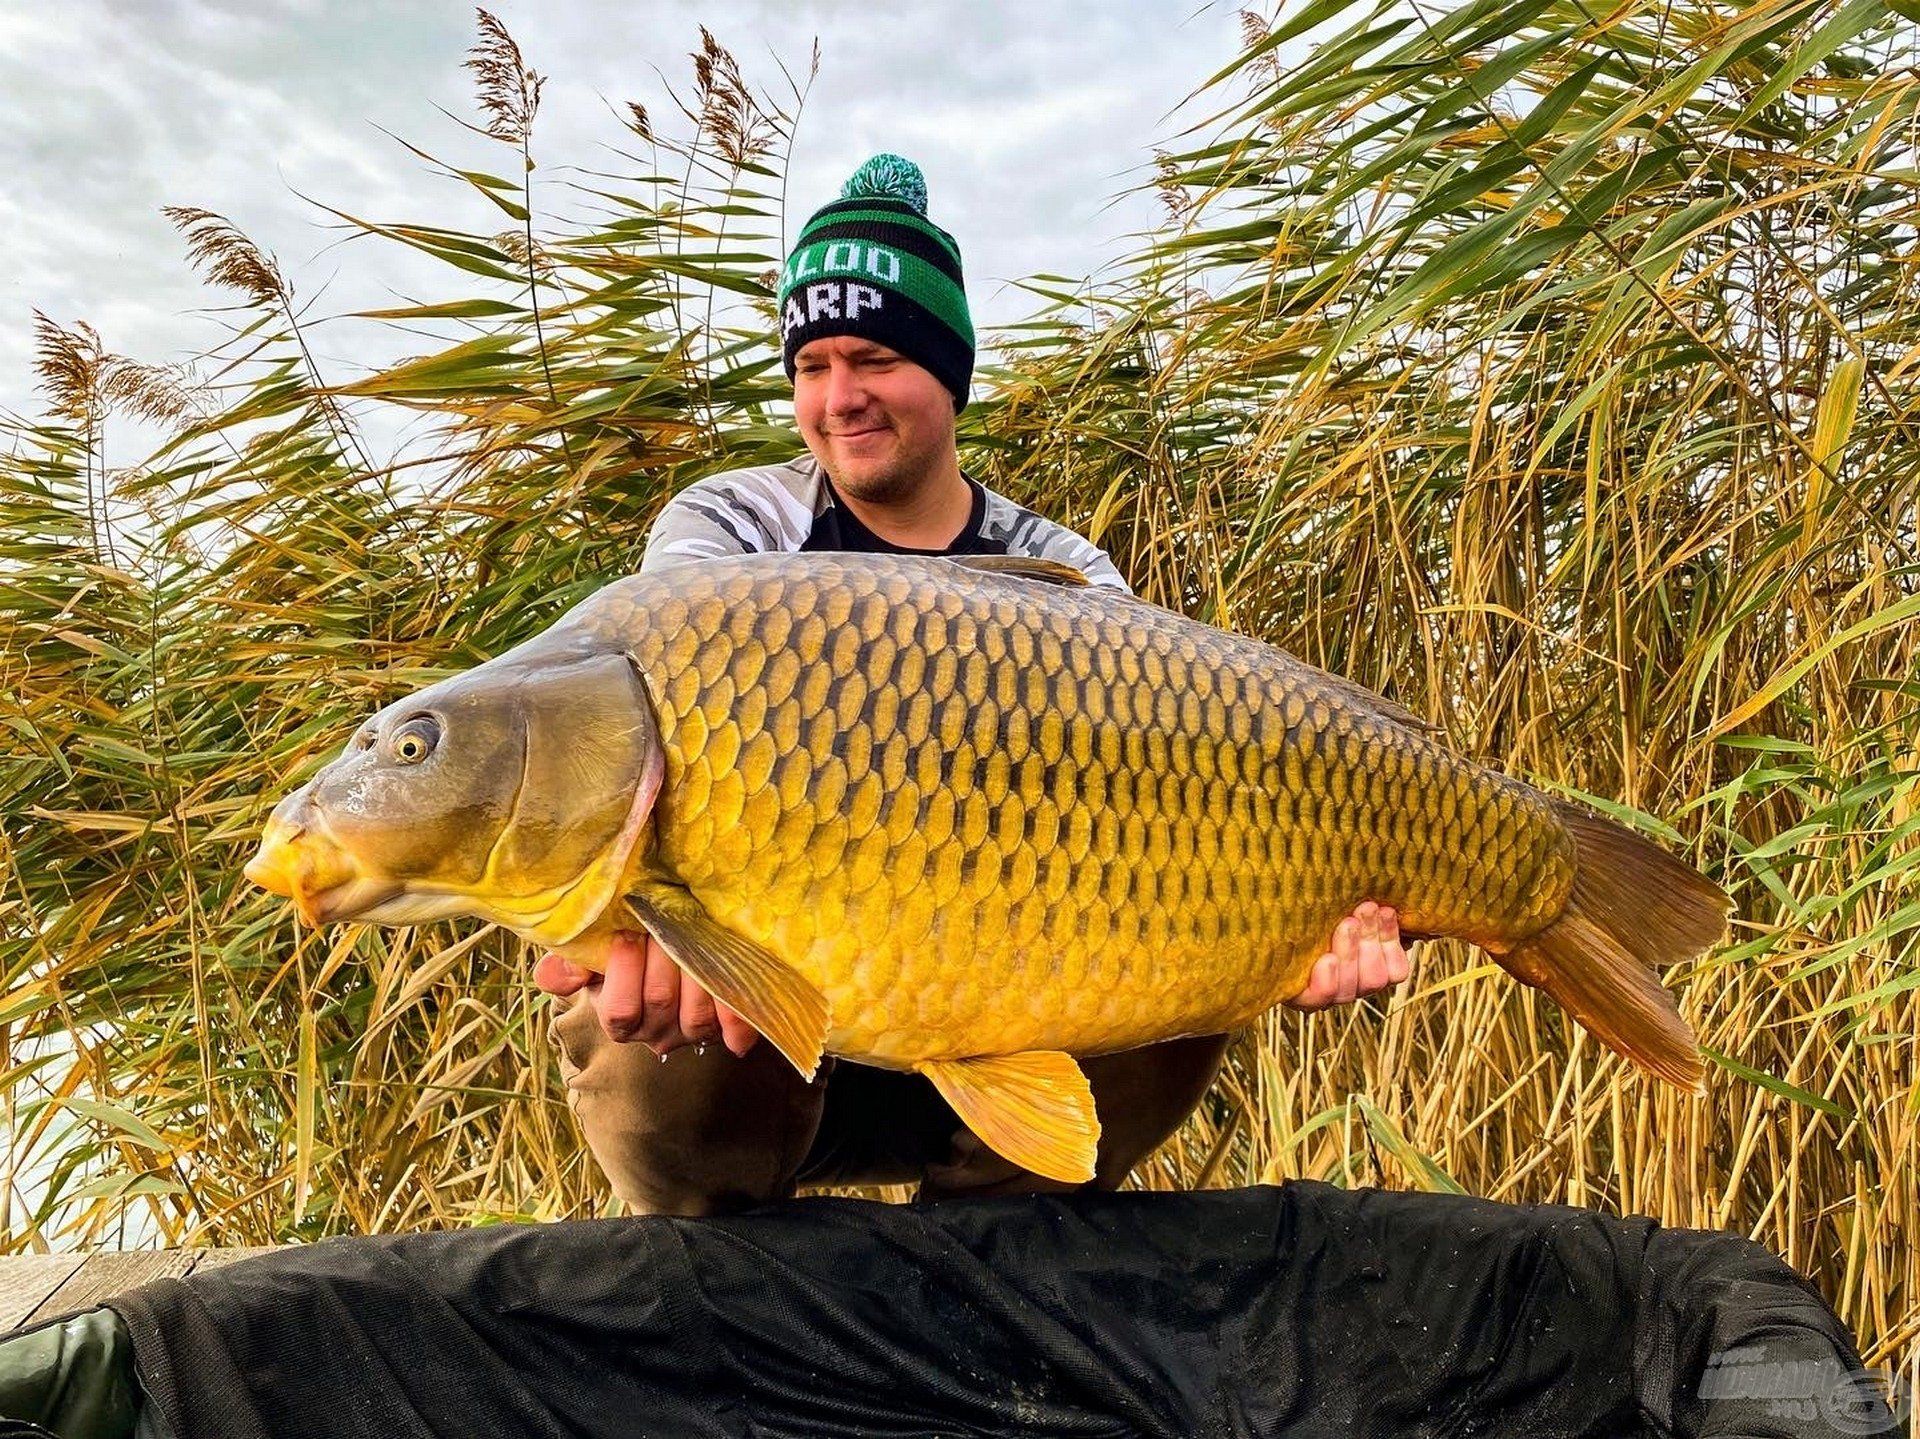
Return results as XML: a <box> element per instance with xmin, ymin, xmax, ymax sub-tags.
<box><xmin>946</xmin><ymin>555</ymin><xmax>1091</xmax><ymax>587</ymax></box>
<box><xmin>947</xmin><ymin>553</ymin><xmax>1441</xmax><ymax>737</ymax></box>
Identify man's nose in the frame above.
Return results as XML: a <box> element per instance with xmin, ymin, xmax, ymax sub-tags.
<box><xmin>823</xmin><ymin>362</ymin><xmax>869</xmax><ymax>414</ymax></box>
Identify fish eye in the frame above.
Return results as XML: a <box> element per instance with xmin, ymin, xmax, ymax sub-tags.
<box><xmin>388</xmin><ymin>715</ymin><xmax>441</xmax><ymax>766</ymax></box>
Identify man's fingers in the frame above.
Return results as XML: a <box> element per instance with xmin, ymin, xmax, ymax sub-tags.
<box><xmin>1327</xmin><ymin>915</ymin><xmax>1361</xmax><ymax>1007</ymax></box>
<box><xmin>595</xmin><ymin>931</ymin><xmax>651</xmax><ymax>1041</ymax></box>
<box><xmin>532</xmin><ymin>952</ymin><xmax>591</xmax><ymax>997</ymax></box>
<box><xmin>1354</xmin><ymin>907</ymin><xmax>1390</xmax><ymax>995</ymax></box>
<box><xmin>1387</xmin><ymin>940</ymin><xmax>1412</xmax><ymax>984</ymax></box>
<box><xmin>1382</xmin><ymin>905</ymin><xmax>1412</xmax><ymax>985</ymax></box>
<box><xmin>1286</xmin><ymin>953</ymin><xmax>1340</xmax><ymax>1011</ymax></box>
<box><xmin>714</xmin><ymin>1001</ymin><xmax>762</xmax><ymax>1056</ymax></box>
<box><xmin>1311</xmin><ymin>952</ymin><xmax>1342</xmax><ymax>1007</ymax></box>
<box><xmin>1284</xmin><ymin>903</ymin><xmax>1420</xmax><ymax>1012</ymax></box>
<box><xmin>1332</xmin><ymin>943</ymin><xmax>1361</xmax><ymax>1004</ymax></box>
<box><xmin>1331</xmin><ymin>914</ymin><xmax>1359</xmax><ymax>966</ymax></box>
<box><xmin>633</xmin><ymin>936</ymin><xmax>684</xmax><ymax>1049</ymax></box>
<box><xmin>678</xmin><ymin>973</ymin><xmax>722</xmax><ymax>1046</ymax></box>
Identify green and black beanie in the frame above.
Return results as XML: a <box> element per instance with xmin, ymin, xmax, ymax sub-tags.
<box><xmin>778</xmin><ymin>154</ymin><xmax>974</xmax><ymax>410</ymax></box>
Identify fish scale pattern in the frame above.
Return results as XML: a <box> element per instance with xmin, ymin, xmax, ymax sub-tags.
<box><xmin>574</xmin><ymin>553</ymin><xmax>1575</xmax><ymax>1066</ymax></box>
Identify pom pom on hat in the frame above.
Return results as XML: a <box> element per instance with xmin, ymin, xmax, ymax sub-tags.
<box><xmin>840</xmin><ymin>153</ymin><xmax>929</xmax><ymax>215</ymax></box>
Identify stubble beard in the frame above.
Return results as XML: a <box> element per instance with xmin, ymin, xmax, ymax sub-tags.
<box><xmin>818</xmin><ymin>428</ymin><xmax>940</xmax><ymax>507</ymax></box>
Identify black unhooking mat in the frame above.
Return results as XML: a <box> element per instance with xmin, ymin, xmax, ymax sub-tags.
<box><xmin>4</xmin><ymin>1181</ymin><xmax>1902</xmax><ymax>1438</ymax></box>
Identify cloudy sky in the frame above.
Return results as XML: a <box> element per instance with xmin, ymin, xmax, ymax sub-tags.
<box><xmin>0</xmin><ymin>0</ymin><xmax>1253</xmax><ymax>459</ymax></box>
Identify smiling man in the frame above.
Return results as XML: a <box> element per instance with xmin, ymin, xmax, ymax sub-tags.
<box><xmin>537</xmin><ymin>155</ymin><xmax>1412</xmax><ymax>1214</ymax></box>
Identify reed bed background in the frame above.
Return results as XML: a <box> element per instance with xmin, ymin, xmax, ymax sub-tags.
<box><xmin>2</xmin><ymin>0</ymin><xmax>1915</xmax><ymax>1390</ymax></box>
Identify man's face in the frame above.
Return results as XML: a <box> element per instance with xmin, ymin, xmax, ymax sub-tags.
<box><xmin>792</xmin><ymin>336</ymin><xmax>956</xmax><ymax>505</ymax></box>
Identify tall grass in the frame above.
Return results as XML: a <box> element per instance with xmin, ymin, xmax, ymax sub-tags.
<box><xmin>1</xmin><ymin>0</ymin><xmax>1912</xmax><ymax>1385</ymax></box>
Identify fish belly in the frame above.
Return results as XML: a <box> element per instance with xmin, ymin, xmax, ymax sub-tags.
<box><xmin>602</xmin><ymin>554</ymin><xmax>1576</xmax><ymax>1067</ymax></box>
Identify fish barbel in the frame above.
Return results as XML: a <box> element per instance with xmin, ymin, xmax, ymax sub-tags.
<box><xmin>246</xmin><ymin>553</ymin><xmax>1731</xmax><ymax>1181</ymax></box>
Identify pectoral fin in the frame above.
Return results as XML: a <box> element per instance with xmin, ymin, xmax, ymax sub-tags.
<box><xmin>627</xmin><ymin>885</ymin><xmax>829</xmax><ymax>1080</ymax></box>
<box><xmin>915</xmin><ymin>1051</ymin><xmax>1099</xmax><ymax>1184</ymax></box>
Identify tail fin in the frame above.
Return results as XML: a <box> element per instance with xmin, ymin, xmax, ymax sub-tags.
<box><xmin>1497</xmin><ymin>800</ymin><xmax>1731</xmax><ymax>1090</ymax></box>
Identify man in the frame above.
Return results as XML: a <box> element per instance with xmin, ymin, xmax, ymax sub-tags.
<box><xmin>537</xmin><ymin>154</ymin><xmax>1411</xmax><ymax>1214</ymax></box>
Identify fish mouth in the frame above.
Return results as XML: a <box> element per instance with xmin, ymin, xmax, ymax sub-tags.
<box><xmin>245</xmin><ymin>808</ymin><xmax>399</xmax><ymax>925</ymax></box>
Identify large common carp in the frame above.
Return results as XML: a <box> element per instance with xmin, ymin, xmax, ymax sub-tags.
<box><xmin>246</xmin><ymin>553</ymin><xmax>1730</xmax><ymax>1182</ymax></box>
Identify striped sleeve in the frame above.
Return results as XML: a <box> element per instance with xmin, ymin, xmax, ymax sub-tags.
<box><xmin>640</xmin><ymin>460</ymin><xmax>822</xmax><ymax>574</ymax></box>
<box><xmin>977</xmin><ymin>490</ymin><xmax>1132</xmax><ymax>593</ymax></box>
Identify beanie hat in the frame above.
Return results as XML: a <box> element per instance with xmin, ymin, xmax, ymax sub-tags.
<box><xmin>777</xmin><ymin>154</ymin><xmax>974</xmax><ymax>410</ymax></box>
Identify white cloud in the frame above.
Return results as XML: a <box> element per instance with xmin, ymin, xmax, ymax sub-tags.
<box><xmin>0</xmin><ymin>0</ymin><xmax>1243</xmax><ymax>457</ymax></box>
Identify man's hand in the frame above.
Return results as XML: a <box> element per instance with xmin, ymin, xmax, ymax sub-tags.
<box><xmin>1286</xmin><ymin>900</ymin><xmax>1412</xmax><ymax>1011</ymax></box>
<box><xmin>534</xmin><ymin>931</ymin><xmax>761</xmax><ymax>1057</ymax></box>
<box><xmin>538</xmin><ymin>900</ymin><xmax>1407</xmax><ymax>1051</ymax></box>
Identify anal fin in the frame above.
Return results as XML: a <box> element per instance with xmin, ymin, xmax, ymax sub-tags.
<box><xmin>916</xmin><ymin>1051</ymin><xmax>1099</xmax><ymax>1184</ymax></box>
<box><xmin>627</xmin><ymin>885</ymin><xmax>830</xmax><ymax>1080</ymax></box>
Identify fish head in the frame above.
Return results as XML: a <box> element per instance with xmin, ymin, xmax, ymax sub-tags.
<box><xmin>245</xmin><ymin>649</ymin><xmax>664</xmax><ymax>946</ymax></box>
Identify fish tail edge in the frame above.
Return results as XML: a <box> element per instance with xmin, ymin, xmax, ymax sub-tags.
<box><xmin>1498</xmin><ymin>799</ymin><xmax>1732</xmax><ymax>1092</ymax></box>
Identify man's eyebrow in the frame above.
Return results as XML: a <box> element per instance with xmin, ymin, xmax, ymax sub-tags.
<box><xmin>796</xmin><ymin>342</ymin><xmax>897</xmax><ymax>364</ymax></box>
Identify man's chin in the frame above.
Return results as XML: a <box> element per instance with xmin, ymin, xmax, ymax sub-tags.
<box><xmin>824</xmin><ymin>454</ymin><xmax>918</xmax><ymax>506</ymax></box>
